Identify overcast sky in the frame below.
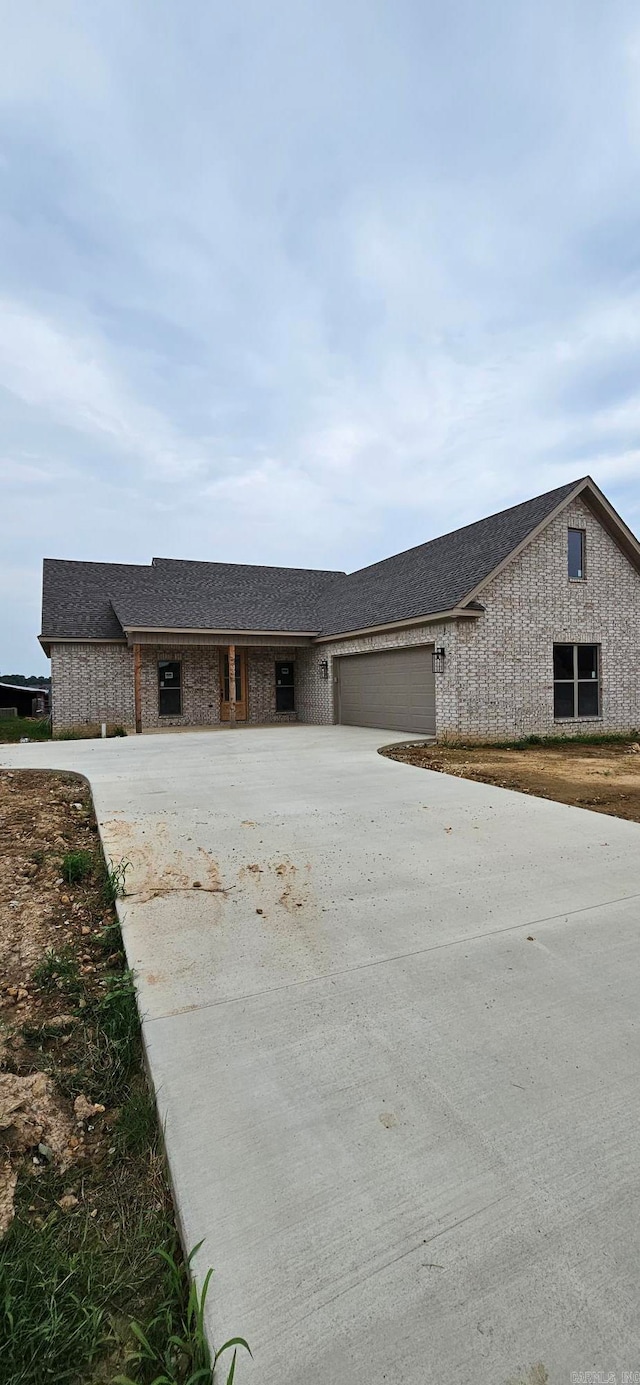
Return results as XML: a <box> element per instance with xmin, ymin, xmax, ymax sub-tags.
<box><xmin>2</xmin><ymin>1</ymin><xmax>640</xmax><ymax>672</ymax></box>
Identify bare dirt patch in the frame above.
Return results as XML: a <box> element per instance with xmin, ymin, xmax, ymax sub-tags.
<box><xmin>381</xmin><ymin>739</ymin><xmax>640</xmax><ymax>822</ymax></box>
<box><xmin>0</xmin><ymin>769</ymin><xmax>213</xmax><ymax>1384</ymax></box>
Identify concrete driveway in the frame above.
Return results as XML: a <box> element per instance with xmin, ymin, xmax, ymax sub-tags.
<box><xmin>3</xmin><ymin>725</ymin><xmax>640</xmax><ymax>1383</ymax></box>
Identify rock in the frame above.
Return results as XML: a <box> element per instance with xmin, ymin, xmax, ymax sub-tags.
<box><xmin>0</xmin><ymin>1073</ymin><xmax>74</xmax><ymax>1165</ymax></box>
<box><xmin>0</xmin><ymin>1071</ymin><xmax>77</xmax><ymax>1233</ymax></box>
<box><xmin>47</xmin><ymin>1014</ymin><xmax>76</xmax><ymax>1032</ymax></box>
<box><xmin>73</xmin><ymin>1095</ymin><xmax>105</xmax><ymax>1123</ymax></box>
<box><xmin>57</xmin><ymin>1194</ymin><xmax>79</xmax><ymax>1211</ymax></box>
<box><xmin>0</xmin><ymin>1160</ymin><xmax>18</xmax><ymax>1238</ymax></box>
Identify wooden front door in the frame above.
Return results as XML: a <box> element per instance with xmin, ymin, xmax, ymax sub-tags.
<box><xmin>220</xmin><ymin>649</ymin><xmax>248</xmax><ymax>721</ymax></box>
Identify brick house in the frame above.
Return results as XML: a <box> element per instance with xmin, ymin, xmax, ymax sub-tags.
<box><xmin>40</xmin><ymin>476</ymin><xmax>640</xmax><ymax>740</ymax></box>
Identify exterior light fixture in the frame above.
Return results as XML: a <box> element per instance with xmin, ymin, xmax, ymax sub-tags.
<box><xmin>432</xmin><ymin>647</ymin><xmax>446</xmax><ymax>673</ymax></box>
<box><xmin>318</xmin><ymin>659</ymin><xmax>329</xmax><ymax>680</ymax></box>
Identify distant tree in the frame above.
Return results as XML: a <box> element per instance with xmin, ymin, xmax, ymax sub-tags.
<box><xmin>0</xmin><ymin>674</ymin><xmax>51</xmax><ymax>687</ymax></box>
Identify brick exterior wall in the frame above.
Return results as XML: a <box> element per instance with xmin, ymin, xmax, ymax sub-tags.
<box><xmin>51</xmin><ymin>643</ymin><xmax>134</xmax><ymax>729</ymax></box>
<box><xmin>49</xmin><ymin>499</ymin><xmax>640</xmax><ymax>740</ymax></box>
<box><xmin>309</xmin><ymin>497</ymin><xmax>640</xmax><ymax>739</ymax></box>
<box><xmin>296</xmin><ymin>627</ymin><xmax>446</xmax><ymax>725</ymax></box>
<box><xmin>140</xmin><ymin>644</ymin><xmax>302</xmax><ymax>728</ymax></box>
<box><xmin>139</xmin><ymin>644</ymin><xmax>220</xmax><ymax>729</ymax></box>
<box><xmin>247</xmin><ymin>647</ymin><xmax>298</xmax><ymax>724</ymax></box>
<box><xmin>51</xmin><ymin>642</ymin><xmax>304</xmax><ymax>730</ymax></box>
<box><xmin>432</xmin><ymin>497</ymin><xmax>640</xmax><ymax>740</ymax></box>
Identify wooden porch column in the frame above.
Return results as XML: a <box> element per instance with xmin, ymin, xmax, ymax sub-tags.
<box><xmin>227</xmin><ymin>643</ymin><xmax>236</xmax><ymax>725</ymax></box>
<box><xmin>133</xmin><ymin>643</ymin><xmax>142</xmax><ymax>735</ymax></box>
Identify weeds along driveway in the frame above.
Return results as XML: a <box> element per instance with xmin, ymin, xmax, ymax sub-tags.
<box><xmin>3</xmin><ymin>724</ymin><xmax>640</xmax><ymax>1384</ymax></box>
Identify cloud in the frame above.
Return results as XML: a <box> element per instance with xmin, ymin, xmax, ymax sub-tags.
<box><xmin>0</xmin><ymin>300</ymin><xmax>205</xmax><ymax>479</ymax></box>
<box><xmin>1</xmin><ymin>0</ymin><xmax>640</xmax><ymax>669</ymax></box>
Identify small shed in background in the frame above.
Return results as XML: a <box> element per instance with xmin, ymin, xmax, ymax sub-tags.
<box><xmin>0</xmin><ymin>682</ymin><xmax>50</xmax><ymax>718</ymax></box>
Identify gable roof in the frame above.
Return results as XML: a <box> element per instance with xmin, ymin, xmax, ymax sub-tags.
<box><xmin>41</xmin><ymin>476</ymin><xmax>638</xmax><ymax>648</ymax></box>
<box><xmin>317</xmin><ymin>478</ymin><xmax>582</xmax><ymax>636</ymax></box>
<box><xmin>41</xmin><ymin>560</ymin><xmax>156</xmax><ymax>641</ymax></box>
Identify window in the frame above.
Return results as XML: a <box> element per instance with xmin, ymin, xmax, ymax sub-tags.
<box><xmin>275</xmin><ymin>660</ymin><xmax>295</xmax><ymax>713</ymax></box>
<box><xmin>553</xmin><ymin>644</ymin><xmax>599</xmax><ymax>719</ymax></box>
<box><xmin>158</xmin><ymin>660</ymin><xmax>182</xmax><ymax>716</ymax></box>
<box><xmin>568</xmin><ymin>528</ymin><xmax>585</xmax><ymax>580</ymax></box>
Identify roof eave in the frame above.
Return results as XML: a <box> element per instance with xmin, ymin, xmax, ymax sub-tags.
<box><xmin>121</xmin><ymin>624</ymin><xmax>321</xmax><ymax>639</ymax></box>
<box><xmin>576</xmin><ymin>477</ymin><xmax>640</xmax><ymax>570</ymax></box>
<box><xmin>314</xmin><ymin>606</ymin><xmax>482</xmax><ymax>643</ymax></box>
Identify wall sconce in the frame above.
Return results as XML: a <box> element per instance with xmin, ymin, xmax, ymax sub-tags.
<box><xmin>318</xmin><ymin>659</ymin><xmax>329</xmax><ymax>680</ymax></box>
<box><xmin>432</xmin><ymin>647</ymin><xmax>446</xmax><ymax>673</ymax></box>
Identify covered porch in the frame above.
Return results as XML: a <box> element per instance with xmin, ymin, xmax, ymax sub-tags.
<box><xmin>128</xmin><ymin>634</ymin><xmax>322</xmax><ymax>733</ymax></box>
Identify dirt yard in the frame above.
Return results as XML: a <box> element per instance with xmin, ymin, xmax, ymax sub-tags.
<box><xmin>382</xmin><ymin>738</ymin><xmax>640</xmax><ymax>823</ymax></box>
<box><xmin>0</xmin><ymin>769</ymin><xmax>208</xmax><ymax>1384</ymax></box>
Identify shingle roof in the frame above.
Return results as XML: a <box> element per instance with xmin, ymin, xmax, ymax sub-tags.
<box><xmin>41</xmin><ymin>479</ymin><xmax>584</xmax><ymax>643</ymax></box>
<box><xmin>318</xmin><ymin>478</ymin><xmax>582</xmax><ymax>635</ymax></box>
<box><xmin>112</xmin><ymin>560</ymin><xmax>345</xmax><ymax>633</ymax></box>
<box><xmin>41</xmin><ymin>560</ymin><xmax>155</xmax><ymax>640</ymax></box>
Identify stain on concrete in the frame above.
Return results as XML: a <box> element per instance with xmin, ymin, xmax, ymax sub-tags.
<box><xmin>506</xmin><ymin>1366</ymin><xmax>549</xmax><ymax>1385</ymax></box>
<box><xmin>101</xmin><ymin>819</ymin><xmax>229</xmax><ymax>902</ymax></box>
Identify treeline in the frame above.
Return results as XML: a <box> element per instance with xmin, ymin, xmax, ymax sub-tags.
<box><xmin>0</xmin><ymin>674</ymin><xmax>51</xmax><ymax>687</ymax></box>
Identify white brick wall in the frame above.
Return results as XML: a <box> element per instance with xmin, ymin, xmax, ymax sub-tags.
<box><xmin>308</xmin><ymin>499</ymin><xmax>640</xmax><ymax>739</ymax></box>
<box><xmin>51</xmin><ymin>643</ymin><xmax>134</xmax><ymax>729</ymax></box>
<box><xmin>139</xmin><ymin>644</ymin><xmax>220</xmax><ymax>728</ymax></box>
<box><xmin>52</xmin><ymin>642</ymin><xmax>305</xmax><ymax>729</ymax></box>
<box><xmin>434</xmin><ymin>498</ymin><xmax>640</xmax><ymax>739</ymax></box>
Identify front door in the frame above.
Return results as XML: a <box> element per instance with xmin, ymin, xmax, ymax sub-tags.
<box><xmin>220</xmin><ymin>649</ymin><xmax>248</xmax><ymax>721</ymax></box>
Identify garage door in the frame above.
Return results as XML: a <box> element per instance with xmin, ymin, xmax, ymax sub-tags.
<box><xmin>336</xmin><ymin>646</ymin><xmax>435</xmax><ymax>735</ymax></box>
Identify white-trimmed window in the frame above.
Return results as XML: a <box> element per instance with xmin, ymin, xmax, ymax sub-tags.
<box><xmin>553</xmin><ymin>644</ymin><xmax>599</xmax><ymax>719</ymax></box>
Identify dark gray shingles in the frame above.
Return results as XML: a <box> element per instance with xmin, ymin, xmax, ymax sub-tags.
<box><xmin>41</xmin><ymin>560</ymin><xmax>154</xmax><ymax>639</ymax></box>
<box><xmin>112</xmin><ymin>560</ymin><xmax>346</xmax><ymax>632</ymax></box>
<box><xmin>317</xmin><ymin>479</ymin><xmax>583</xmax><ymax>635</ymax></box>
<box><xmin>41</xmin><ymin>480</ymin><xmax>584</xmax><ymax>641</ymax></box>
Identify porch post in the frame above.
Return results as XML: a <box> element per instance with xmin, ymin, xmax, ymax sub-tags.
<box><xmin>228</xmin><ymin>643</ymin><xmax>236</xmax><ymax>724</ymax></box>
<box><xmin>133</xmin><ymin>643</ymin><xmax>142</xmax><ymax>734</ymax></box>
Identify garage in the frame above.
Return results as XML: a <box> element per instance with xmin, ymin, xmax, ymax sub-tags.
<box><xmin>335</xmin><ymin>645</ymin><xmax>436</xmax><ymax>735</ymax></box>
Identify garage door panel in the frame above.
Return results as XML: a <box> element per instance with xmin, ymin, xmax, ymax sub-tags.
<box><xmin>337</xmin><ymin>646</ymin><xmax>435</xmax><ymax>734</ymax></box>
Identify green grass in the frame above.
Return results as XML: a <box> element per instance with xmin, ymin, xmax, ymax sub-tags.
<box><xmin>0</xmin><ymin>1163</ymin><xmax>185</xmax><ymax>1385</ymax></box>
<box><xmin>115</xmin><ymin>1087</ymin><xmax>160</xmax><ymax>1159</ymax></box>
<box><xmin>1</xmin><ymin>1135</ymin><xmax>248</xmax><ymax>1385</ymax></box>
<box><xmin>61</xmin><ymin>848</ymin><xmax>94</xmax><ymax>884</ymax></box>
<box><xmin>5</xmin><ymin>945</ymin><xmax>249</xmax><ymax>1385</ymax></box>
<box><xmin>0</xmin><ymin>715</ymin><xmax>127</xmax><ymax>743</ymax></box>
<box><xmin>102</xmin><ymin>856</ymin><xmax>131</xmax><ymax>905</ymax></box>
<box><xmin>113</xmin><ymin>1243</ymin><xmax>251</xmax><ymax>1385</ymax></box>
<box><xmin>439</xmin><ymin>730</ymin><xmax>640</xmax><ymax>750</ymax></box>
<box><xmin>31</xmin><ymin>946</ymin><xmax>83</xmax><ymax>995</ymax></box>
<box><xmin>0</xmin><ymin>716</ymin><xmax>51</xmax><ymax>743</ymax></box>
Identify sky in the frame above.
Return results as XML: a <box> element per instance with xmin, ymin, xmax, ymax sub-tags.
<box><xmin>2</xmin><ymin>1</ymin><xmax>640</xmax><ymax>672</ymax></box>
